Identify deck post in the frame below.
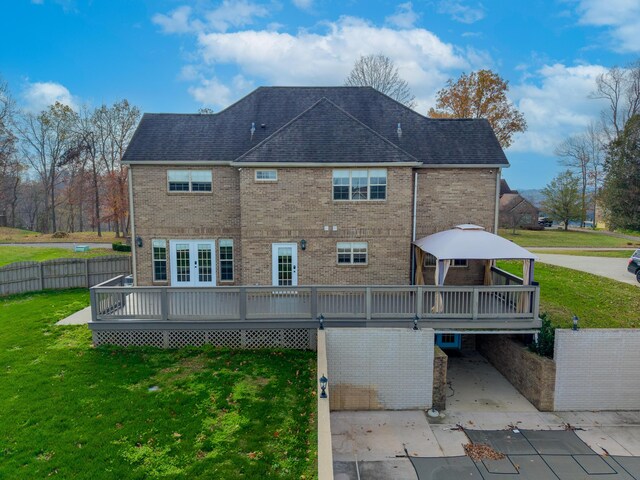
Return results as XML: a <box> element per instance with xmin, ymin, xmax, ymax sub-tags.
<box><xmin>416</xmin><ymin>286</ymin><xmax>423</xmax><ymax>317</ymax></box>
<box><xmin>365</xmin><ymin>287</ymin><xmax>372</xmax><ymax>321</ymax></box>
<box><xmin>239</xmin><ymin>287</ymin><xmax>247</xmax><ymax>321</ymax></box>
<box><xmin>533</xmin><ymin>287</ymin><xmax>540</xmax><ymax>319</ymax></box>
<box><xmin>89</xmin><ymin>288</ymin><xmax>98</xmax><ymax>322</ymax></box>
<box><xmin>310</xmin><ymin>287</ymin><xmax>318</xmax><ymax>320</ymax></box>
<box><xmin>161</xmin><ymin>288</ymin><xmax>169</xmax><ymax>321</ymax></box>
<box><xmin>472</xmin><ymin>288</ymin><xmax>479</xmax><ymax>320</ymax></box>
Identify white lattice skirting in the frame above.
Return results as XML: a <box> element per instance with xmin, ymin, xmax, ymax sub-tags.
<box><xmin>92</xmin><ymin>328</ymin><xmax>317</xmax><ymax>350</ymax></box>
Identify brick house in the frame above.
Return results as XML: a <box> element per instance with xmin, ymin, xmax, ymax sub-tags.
<box><xmin>498</xmin><ymin>179</ymin><xmax>540</xmax><ymax>230</ymax></box>
<box><xmin>123</xmin><ymin>87</ymin><xmax>506</xmax><ymax>288</ymax></box>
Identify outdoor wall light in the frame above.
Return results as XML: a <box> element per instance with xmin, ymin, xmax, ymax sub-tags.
<box><xmin>413</xmin><ymin>315</ymin><xmax>420</xmax><ymax>331</ymax></box>
<box><xmin>135</xmin><ymin>236</ymin><xmax>143</xmax><ymax>248</ymax></box>
<box><xmin>319</xmin><ymin>374</ymin><xmax>328</xmax><ymax>399</ymax></box>
<box><xmin>318</xmin><ymin>314</ymin><xmax>325</xmax><ymax>330</ymax></box>
<box><xmin>300</xmin><ymin>239</ymin><xmax>307</xmax><ymax>251</ymax></box>
<box><xmin>572</xmin><ymin>315</ymin><xmax>579</xmax><ymax>331</ymax></box>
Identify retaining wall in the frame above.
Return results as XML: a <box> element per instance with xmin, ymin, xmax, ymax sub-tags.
<box><xmin>554</xmin><ymin>329</ymin><xmax>640</xmax><ymax>411</ymax></box>
<box><xmin>326</xmin><ymin>328</ymin><xmax>434</xmax><ymax>410</ymax></box>
<box><xmin>478</xmin><ymin>335</ymin><xmax>556</xmax><ymax>411</ymax></box>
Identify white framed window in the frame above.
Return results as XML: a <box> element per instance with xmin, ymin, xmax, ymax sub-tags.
<box><xmin>219</xmin><ymin>239</ymin><xmax>234</xmax><ymax>282</ymax></box>
<box><xmin>337</xmin><ymin>242</ymin><xmax>368</xmax><ymax>265</ymax></box>
<box><xmin>255</xmin><ymin>169</ymin><xmax>277</xmax><ymax>182</ymax></box>
<box><xmin>333</xmin><ymin>169</ymin><xmax>387</xmax><ymax>201</ymax></box>
<box><xmin>168</xmin><ymin>170</ymin><xmax>212</xmax><ymax>192</ymax></box>
<box><xmin>152</xmin><ymin>239</ymin><xmax>167</xmax><ymax>281</ymax></box>
<box><xmin>451</xmin><ymin>259</ymin><xmax>468</xmax><ymax>267</ymax></box>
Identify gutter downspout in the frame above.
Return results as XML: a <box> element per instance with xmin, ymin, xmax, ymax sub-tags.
<box><xmin>128</xmin><ymin>167</ymin><xmax>137</xmax><ymax>286</ymax></box>
<box><xmin>411</xmin><ymin>171</ymin><xmax>418</xmax><ymax>284</ymax></box>
<box><xmin>494</xmin><ymin>169</ymin><xmax>501</xmax><ymax>234</ymax></box>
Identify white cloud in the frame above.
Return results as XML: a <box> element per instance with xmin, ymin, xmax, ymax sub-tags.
<box><xmin>152</xmin><ymin>6</ymin><xmax>197</xmax><ymax>34</ymax></box>
<box><xmin>205</xmin><ymin>0</ymin><xmax>270</xmax><ymax>32</ymax></box>
<box><xmin>438</xmin><ymin>0</ymin><xmax>485</xmax><ymax>24</ymax></box>
<box><xmin>188</xmin><ymin>77</ymin><xmax>233</xmax><ymax>107</ymax></box>
<box><xmin>509</xmin><ymin>63</ymin><xmax>608</xmax><ymax>155</ymax></box>
<box><xmin>192</xmin><ymin>16</ymin><xmax>476</xmax><ymax>111</ymax></box>
<box><xmin>22</xmin><ymin>81</ymin><xmax>77</xmax><ymax>112</ymax></box>
<box><xmin>574</xmin><ymin>0</ymin><xmax>640</xmax><ymax>52</ymax></box>
<box><xmin>292</xmin><ymin>0</ymin><xmax>313</xmax><ymax>11</ymax></box>
<box><xmin>385</xmin><ymin>2</ymin><xmax>419</xmax><ymax>29</ymax></box>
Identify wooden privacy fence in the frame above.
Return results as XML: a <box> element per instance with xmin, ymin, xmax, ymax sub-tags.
<box><xmin>0</xmin><ymin>256</ymin><xmax>131</xmax><ymax>296</ymax></box>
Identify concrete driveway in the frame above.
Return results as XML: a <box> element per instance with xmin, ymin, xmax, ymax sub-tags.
<box><xmin>536</xmin><ymin>254</ymin><xmax>638</xmax><ymax>287</ymax></box>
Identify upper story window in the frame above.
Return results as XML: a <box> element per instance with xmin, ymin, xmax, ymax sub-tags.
<box><xmin>168</xmin><ymin>170</ymin><xmax>212</xmax><ymax>192</ymax></box>
<box><xmin>333</xmin><ymin>169</ymin><xmax>387</xmax><ymax>201</ymax></box>
<box><xmin>255</xmin><ymin>169</ymin><xmax>277</xmax><ymax>182</ymax></box>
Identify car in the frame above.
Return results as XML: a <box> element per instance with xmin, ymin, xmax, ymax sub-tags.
<box><xmin>628</xmin><ymin>249</ymin><xmax>640</xmax><ymax>283</ymax></box>
<box><xmin>538</xmin><ymin>217</ymin><xmax>553</xmax><ymax>228</ymax></box>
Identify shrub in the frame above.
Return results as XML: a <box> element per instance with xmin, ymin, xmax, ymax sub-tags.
<box><xmin>112</xmin><ymin>242</ymin><xmax>131</xmax><ymax>252</ymax></box>
<box><xmin>51</xmin><ymin>231</ymin><xmax>69</xmax><ymax>238</ymax></box>
<box><xmin>529</xmin><ymin>312</ymin><xmax>555</xmax><ymax>359</ymax></box>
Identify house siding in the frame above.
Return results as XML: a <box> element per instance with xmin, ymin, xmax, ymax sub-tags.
<box><xmin>131</xmin><ymin>164</ymin><xmax>242</xmax><ymax>285</ymax></box>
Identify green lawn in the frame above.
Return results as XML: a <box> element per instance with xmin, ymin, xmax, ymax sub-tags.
<box><xmin>498</xmin><ymin>261</ymin><xmax>640</xmax><ymax>328</ymax></box>
<box><xmin>0</xmin><ymin>246</ymin><xmax>128</xmax><ymax>267</ymax></box>
<box><xmin>0</xmin><ymin>227</ymin><xmax>119</xmax><ymax>244</ymax></box>
<box><xmin>0</xmin><ymin>290</ymin><xmax>317</xmax><ymax>479</ymax></box>
<box><xmin>530</xmin><ymin>249</ymin><xmax>635</xmax><ymax>258</ymax></box>
<box><xmin>499</xmin><ymin>228</ymin><xmax>640</xmax><ymax>248</ymax></box>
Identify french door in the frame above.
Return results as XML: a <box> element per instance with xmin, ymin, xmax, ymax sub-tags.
<box><xmin>271</xmin><ymin>243</ymin><xmax>298</xmax><ymax>286</ymax></box>
<box><xmin>169</xmin><ymin>240</ymin><xmax>216</xmax><ymax>287</ymax></box>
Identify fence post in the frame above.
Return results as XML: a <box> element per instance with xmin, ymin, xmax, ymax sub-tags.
<box><xmin>85</xmin><ymin>258</ymin><xmax>90</xmax><ymax>288</ymax></box>
<box><xmin>161</xmin><ymin>288</ymin><xmax>169</xmax><ymax>321</ymax></box>
<box><xmin>472</xmin><ymin>288</ymin><xmax>479</xmax><ymax>320</ymax></box>
<box><xmin>38</xmin><ymin>263</ymin><xmax>44</xmax><ymax>291</ymax></box>
<box><xmin>90</xmin><ymin>288</ymin><xmax>98</xmax><ymax>322</ymax></box>
<box><xmin>239</xmin><ymin>287</ymin><xmax>247</xmax><ymax>321</ymax></box>
<box><xmin>365</xmin><ymin>287</ymin><xmax>372</xmax><ymax>321</ymax></box>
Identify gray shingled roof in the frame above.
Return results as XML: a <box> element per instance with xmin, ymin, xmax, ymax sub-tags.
<box><xmin>122</xmin><ymin>86</ymin><xmax>509</xmax><ymax>166</ymax></box>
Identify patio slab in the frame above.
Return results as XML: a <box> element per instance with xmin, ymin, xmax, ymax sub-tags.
<box><xmin>56</xmin><ymin>306</ymin><xmax>91</xmax><ymax>325</ymax></box>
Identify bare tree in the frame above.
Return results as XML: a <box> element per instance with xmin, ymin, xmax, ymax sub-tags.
<box><xmin>15</xmin><ymin>102</ymin><xmax>78</xmax><ymax>232</ymax></box>
<box><xmin>345</xmin><ymin>54</ymin><xmax>416</xmax><ymax>108</ymax></box>
<box><xmin>555</xmin><ymin>134</ymin><xmax>591</xmax><ymax>227</ymax></box>
<box><xmin>0</xmin><ymin>76</ymin><xmax>21</xmax><ymax>227</ymax></box>
<box><xmin>591</xmin><ymin>61</ymin><xmax>640</xmax><ymax>141</ymax></box>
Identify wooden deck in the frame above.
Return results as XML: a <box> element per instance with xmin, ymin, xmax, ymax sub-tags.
<box><xmin>90</xmin><ymin>268</ymin><xmax>541</xmax><ymax>331</ymax></box>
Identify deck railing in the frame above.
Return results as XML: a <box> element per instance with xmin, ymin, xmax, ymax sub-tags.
<box><xmin>90</xmin><ymin>277</ymin><xmax>540</xmax><ymax>329</ymax></box>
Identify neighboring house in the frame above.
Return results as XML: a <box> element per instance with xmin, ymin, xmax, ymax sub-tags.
<box><xmin>123</xmin><ymin>87</ymin><xmax>506</xmax><ymax>288</ymax></box>
<box><xmin>499</xmin><ymin>180</ymin><xmax>540</xmax><ymax>230</ymax></box>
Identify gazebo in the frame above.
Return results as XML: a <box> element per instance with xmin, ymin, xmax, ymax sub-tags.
<box><xmin>413</xmin><ymin>224</ymin><xmax>537</xmax><ymax>312</ymax></box>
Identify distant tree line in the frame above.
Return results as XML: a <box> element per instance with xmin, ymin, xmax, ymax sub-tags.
<box><xmin>0</xmin><ymin>75</ymin><xmax>140</xmax><ymax>236</ymax></box>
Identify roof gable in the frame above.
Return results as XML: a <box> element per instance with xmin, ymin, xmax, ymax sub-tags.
<box><xmin>236</xmin><ymin>98</ymin><xmax>418</xmax><ymax>164</ymax></box>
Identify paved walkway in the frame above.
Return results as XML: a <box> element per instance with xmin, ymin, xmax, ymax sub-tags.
<box><xmin>56</xmin><ymin>306</ymin><xmax>92</xmax><ymax>325</ymax></box>
<box><xmin>536</xmin><ymin>253</ymin><xmax>638</xmax><ymax>287</ymax></box>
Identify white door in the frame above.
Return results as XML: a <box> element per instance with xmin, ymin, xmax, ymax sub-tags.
<box><xmin>169</xmin><ymin>240</ymin><xmax>216</xmax><ymax>287</ymax></box>
<box><xmin>272</xmin><ymin>243</ymin><xmax>298</xmax><ymax>286</ymax></box>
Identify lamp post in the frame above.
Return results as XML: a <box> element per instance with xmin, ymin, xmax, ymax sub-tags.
<box><xmin>413</xmin><ymin>315</ymin><xmax>419</xmax><ymax>330</ymax></box>
<box><xmin>572</xmin><ymin>315</ymin><xmax>579</xmax><ymax>331</ymax></box>
<box><xmin>318</xmin><ymin>314</ymin><xmax>325</xmax><ymax>330</ymax></box>
<box><xmin>319</xmin><ymin>374</ymin><xmax>328</xmax><ymax>399</ymax></box>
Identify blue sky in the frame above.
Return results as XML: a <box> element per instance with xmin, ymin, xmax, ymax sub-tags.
<box><xmin>2</xmin><ymin>0</ymin><xmax>639</xmax><ymax>188</ymax></box>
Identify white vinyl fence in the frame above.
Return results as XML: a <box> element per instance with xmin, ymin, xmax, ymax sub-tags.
<box><xmin>0</xmin><ymin>256</ymin><xmax>131</xmax><ymax>296</ymax></box>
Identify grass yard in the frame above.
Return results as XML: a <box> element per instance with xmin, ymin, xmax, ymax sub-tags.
<box><xmin>498</xmin><ymin>261</ymin><xmax>640</xmax><ymax>329</ymax></box>
<box><xmin>530</xmin><ymin>249</ymin><xmax>635</xmax><ymax>258</ymax></box>
<box><xmin>499</xmin><ymin>228</ymin><xmax>640</xmax><ymax>248</ymax></box>
<box><xmin>0</xmin><ymin>290</ymin><xmax>317</xmax><ymax>479</ymax></box>
<box><xmin>0</xmin><ymin>245</ymin><xmax>129</xmax><ymax>267</ymax></box>
<box><xmin>0</xmin><ymin>227</ymin><xmax>119</xmax><ymax>244</ymax></box>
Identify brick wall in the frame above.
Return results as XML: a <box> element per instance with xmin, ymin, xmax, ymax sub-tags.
<box><xmin>415</xmin><ymin>168</ymin><xmax>498</xmax><ymax>237</ymax></box>
<box><xmin>131</xmin><ymin>165</ymin><xmax>241</xmax><ymax>285</ymax></box>
<box><xmin>554</xmin><ymin>329</ymin><xmax>640</xmax><ymax>411</ymax></box>
<box><xmin>326</xmin><ymin>328</ymin><xmax>434</xmax><ymax>410</ymax></box>
<box><xmin>239</xmin><ymin>167</ymin><xmax>413</xmax><ymax>285</ymax></box>
<box><xmin>477</xmin><ymin>335</ymin><xmax>555</xmax><ymax>411</ymax></box>
<box><xmin>433</xmin><ymin>346</ymin><xmax>448</xmax><ymax>411</ymax></box>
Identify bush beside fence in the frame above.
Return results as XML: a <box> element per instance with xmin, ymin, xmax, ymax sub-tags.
<box><xmin>0</xmin><ymin>256</ymin><xmax>131</xmax><ymax>296</ymax></box>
